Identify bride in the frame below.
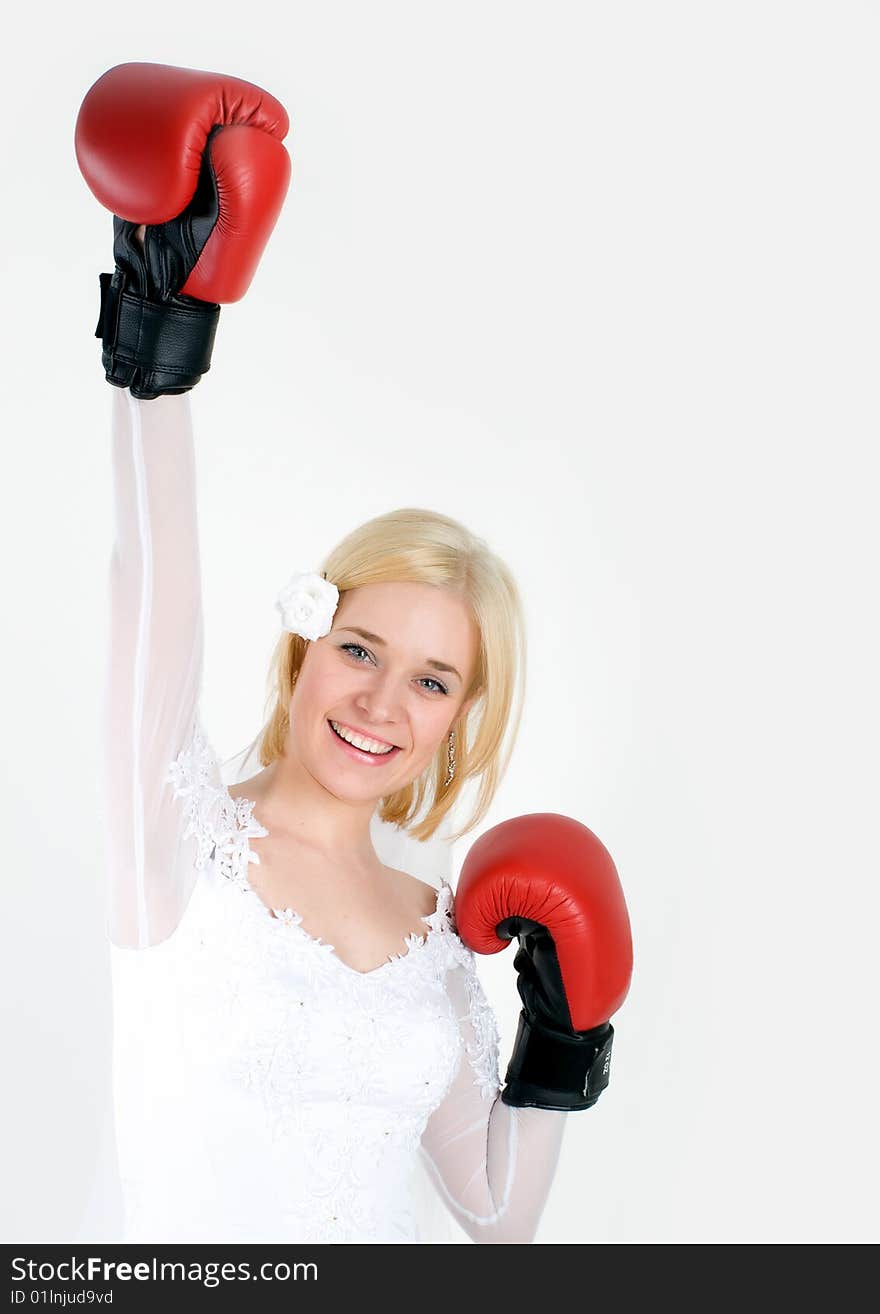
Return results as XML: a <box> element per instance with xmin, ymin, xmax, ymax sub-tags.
<box><xmin>77</xmin><ymin>60</ymin><xmax>629</xmax><ymax>1245</ymax></box>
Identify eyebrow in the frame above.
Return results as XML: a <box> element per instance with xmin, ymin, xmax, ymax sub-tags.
<box><xmin>334</xmin><ymin>626</ymin><xmax>463</xmax><ymax>681</ymax></box>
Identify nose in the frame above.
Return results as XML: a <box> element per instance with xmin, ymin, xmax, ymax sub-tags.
<box><xmin>354</xmin><ymin>667</ymin><xmax>404</xmax><ymax>729</ymax></box>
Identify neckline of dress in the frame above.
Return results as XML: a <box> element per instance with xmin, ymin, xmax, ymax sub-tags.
<box><xmin>222</xmin><ymin>783</ymin><xmax>452</xmax><ymax>980</ymax></box>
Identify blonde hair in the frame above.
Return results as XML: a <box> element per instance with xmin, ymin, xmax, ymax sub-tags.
<box><xmin>253</xmin><ymin>507</ymin><xmax>526</xmax><ymax>844</ymax></box>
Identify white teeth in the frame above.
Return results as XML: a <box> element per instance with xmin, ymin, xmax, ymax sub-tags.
<box><xmin>330</xmin><ymin>720</ymin><xmax>395</xmax><ymax>755</ymax></box>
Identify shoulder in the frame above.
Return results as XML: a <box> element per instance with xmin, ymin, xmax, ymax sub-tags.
<box><xmin>381</xmin><ymin>864</ymin><xmax>444</xmax><ymax>919</ymax></box>
<box><xmin>437</xmin><ymin>914</ymin><xmax>503</xmax><ymax>1099</ymax></box>
<box><xmin>167</xmin><ymin>721</ymin><xmax>269</xmax><ymax>875</ymax></box>
<box><xmin>166</xmin><ymin>720</ymin><xmax>218</xmax><ymax>797</ymax></box>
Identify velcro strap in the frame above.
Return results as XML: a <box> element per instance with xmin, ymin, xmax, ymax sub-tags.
<box><xmin>96</xmin><ymin>270</ymin><xmax>220</xmax><ymax>380</ymax></box>
<box><xmin>503</xmin><ymin>1012</ymin><xmax>615</xmax><ymax>1109</ymax></box>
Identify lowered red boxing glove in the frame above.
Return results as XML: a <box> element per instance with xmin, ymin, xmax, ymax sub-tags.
<box><xmin>455</xmin><ymin>812</ymin><xmax>633</xmax><ymax>1111</ymax></box>
<box><xmin>75</xmin><ymin>61</ymin><xmax>292</xmax><ymax>398</ymax></box>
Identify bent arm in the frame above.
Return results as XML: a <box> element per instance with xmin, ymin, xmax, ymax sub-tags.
<box><xmin>101</xmin><ymin>387</ymin><xmax>206</xmax><ymax>948</ymax></box>
<box><xmin>419</xmin><ymin>957</ymin><xmax>567</xmax><ymax>1243</ymax></box>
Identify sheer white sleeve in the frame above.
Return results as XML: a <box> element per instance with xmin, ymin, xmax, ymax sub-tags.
<box><xmin>101</xmin><ymin>386</ymin><xmax>209</xmax><ymax>949</ymax></box>
<box><xmin>419</xmin><ymin>953</ymin><xmax>568</xmax><ymax>1243</ymax></box>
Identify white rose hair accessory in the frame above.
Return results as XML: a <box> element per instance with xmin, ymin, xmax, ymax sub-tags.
<box><xmin>275</xmin><ymin>570</ymin><xmax>340</xmax><ymax>641</ymax></box>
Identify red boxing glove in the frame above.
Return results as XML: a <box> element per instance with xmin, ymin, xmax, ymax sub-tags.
<box><xmin>75</xmin><ymin>62</ymin><xmax>292</xmax><ymax>397</ymax></box>
<box><xmin>455</xmin><ymin>813</ymin><xmax>633</xmax><ymax>1111</ymax></box>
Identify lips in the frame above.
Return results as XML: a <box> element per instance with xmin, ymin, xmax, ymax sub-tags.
<box><xmin>327</xmin><ymin>718</ymin><xmax>402</xmax><ymax>764</ymax></box>
<box><xmin>330</xmin><ymin>718</ymin><xmax>398</xmax><ymax>749</ymax></box>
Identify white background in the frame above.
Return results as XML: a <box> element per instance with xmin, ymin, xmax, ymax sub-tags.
<box><xmin>1</xmin><ymin>1</ymin><xmax>877</xmax><ymax>1244</ymax></box>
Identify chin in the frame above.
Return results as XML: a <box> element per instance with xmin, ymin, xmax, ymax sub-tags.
<box><xmin>311</xmin><ymin>762</ymin><xmax>391</xmax><ymax>803</ymax></box>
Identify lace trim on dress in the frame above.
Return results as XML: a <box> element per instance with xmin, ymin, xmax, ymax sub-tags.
<box><xmin>167</xmin><ymin>721</ymin><xmax>452</xmax><ymax>972</ymax></box>
<box><xmin>461</xmin><ymin>969</ymin><xmax>503</xmax><ymax>1100</ymax></box>
<box><xmin>166</xmin><ymin>718</ymin><xmax>503</xmax><ymax>1093</ymax></box>
<box><xmin>166</xmin><ymin>718</ymin><xmax>270</xmax><ymax>882</ymax></box>
<box><xmin>267</xmin><ymin>890</ymin><xmax>451</xmax><ymax>978</ymax></box>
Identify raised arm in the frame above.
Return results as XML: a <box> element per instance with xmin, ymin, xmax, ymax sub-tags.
<box><xmin>76</xmin><ymin>61</ymin><xmax>292</xmax><ymax>946</ymax></box>
<box><xmin>419</xmin><ymin>956</ymin><xmax>567</xmax><ymax>1243</ymax></box>
<box><xmin>102</xmin><ymin>388</ymin><xmax>206</xmax><ymax>947</ymax></box>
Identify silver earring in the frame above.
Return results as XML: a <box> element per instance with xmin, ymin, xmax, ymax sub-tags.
<box><xmin>444</xmin><ymin>728</ymin><xmax>456</xmax><ymax>787</ymax></box>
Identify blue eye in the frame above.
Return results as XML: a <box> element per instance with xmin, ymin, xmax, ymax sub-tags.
<box><xmin>419</xmin><ymin>676</ymin><xmax>449</xmax><ymax>695</ymax></box>
<box><xmin>340</xmin><ymin>642</ymin><xmax>372</xmax><ymax>663</ymax></box>
<box><xmin>338</xmin><ymin>643</ymin><xmax>449</xmax><ymax>695</ymax></box>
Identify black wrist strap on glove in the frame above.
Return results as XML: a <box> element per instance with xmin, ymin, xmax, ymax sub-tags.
<box><xmin>95</xmin><ymin>268</ymin><xmax>220</xmax><ymax>401</ymax></box>
<box><xmin>501</xmin><ymin>1013</ymin><xmax>614</xmax><ymax>1111</ymax></box>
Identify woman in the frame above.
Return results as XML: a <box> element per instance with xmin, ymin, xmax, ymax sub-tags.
<box><xmin>78</xmin><ymin>62</ymin><xmax>591</xmax><ymax>1245</ymax></box>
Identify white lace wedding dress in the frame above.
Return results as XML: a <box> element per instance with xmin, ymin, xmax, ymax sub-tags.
<box><xmin>102</xmin><ymin>386</ymin><xmax>566</xmax><ymax>1244</ymax></box>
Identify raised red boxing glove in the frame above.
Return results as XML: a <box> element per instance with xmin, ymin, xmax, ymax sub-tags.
<box><xmin>454</xmin><ymin>812</ymin><xmax>633</xmax><ymax>1111</ymax></box>
<box><xmin>75</xmin><ymin>61</ymin><xmax>292</xmax><ymax>397</ymax></box>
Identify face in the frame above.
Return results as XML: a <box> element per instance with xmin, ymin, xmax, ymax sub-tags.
<box><xmin>287</xmin><ymin>581</ymin><xmax>480</xmax><ymax>803</ymax></box>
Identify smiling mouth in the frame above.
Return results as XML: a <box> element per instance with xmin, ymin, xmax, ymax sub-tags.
<box><xmin>327</xmin><ymin>719</ymin><xmax>402</xmax><ymax>759</ymax></box>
